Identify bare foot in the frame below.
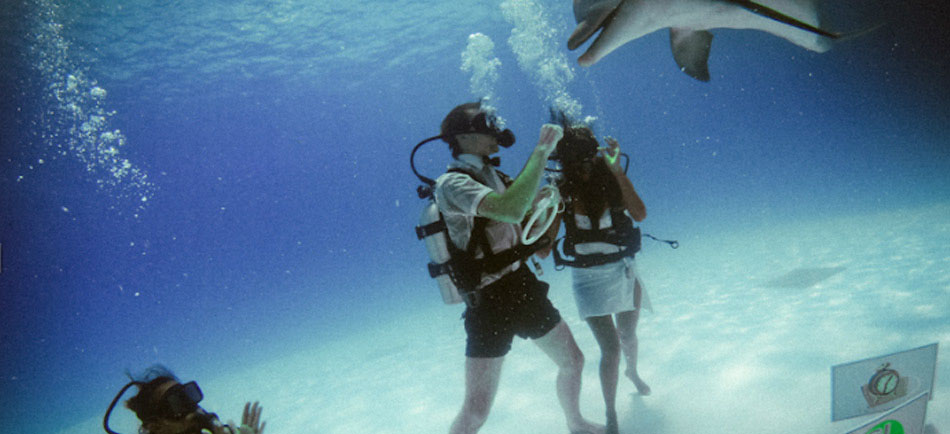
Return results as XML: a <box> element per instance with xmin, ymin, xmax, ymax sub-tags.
<box><xmin>569</xmin><ymin>419</ymin><xmax>606</xmax><ymax>434</ymax></box>
<box><xmin>626</xmin><ymin>370</ymin><xmax>651</xmax><ymax>395</ymax></box>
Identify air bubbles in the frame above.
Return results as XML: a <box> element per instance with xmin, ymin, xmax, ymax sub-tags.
<box><xmin>31</xmin><ymin>0</ymin><xmax>156</xmax><ymax>212</ymax></box>
<box><xmin>461</xmin><ymin>33</ymin><xmax>502</xmax><ymax>103</ymax></box>
<box><xmin>65</xmin><ymin>74</ymin><xmax>78</xmax><ymax>92</ymax></box>
<box><xmin>500</xmin><ymin>0</ymin><xmax>583</xmax><ymax>118</ymax></box>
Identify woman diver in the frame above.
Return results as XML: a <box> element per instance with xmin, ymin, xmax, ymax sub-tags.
<box><xmin>103</xmin><ymin>365</ymin><xmax>266</xmax><ymax>434</ymax></box>
<box><xmin>549</xmin><ymin>115</ymin><xmax>651</xmax><ymax>434</ymax></box>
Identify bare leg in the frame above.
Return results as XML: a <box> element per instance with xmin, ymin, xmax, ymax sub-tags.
<box><xmin>534</xmin><ymin>320</ymin><xmax>605</xmax><ymax>434</ymax></box>
<box><xmin>617</xmin><ymin>279</ymin><xmax>650</xmax><ymax>395</ymax></box>
<box><xmin>450</xmin><ymin>356</ymin><xmax>504</xmax><ymax>434</ymax></box>
<box><xmin>585</xmin><ymin>315</ymin><xmax>621</xmax><ymax>434</ymax></box>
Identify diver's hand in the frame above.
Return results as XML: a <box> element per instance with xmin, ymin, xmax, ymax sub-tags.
<box><xmin>225</xmin><ymin>402</ymin><xmax>266</xmax><ymax>434</ymax></box>
<box><xmin>535</xmin><ymin>124</ymin><xmax>563</xmax><ymax>156</ymax></box>
<box><xmin>600</xmin><ymin>136</ymin><xmax>623</xmax><ymax>174</ymax></box>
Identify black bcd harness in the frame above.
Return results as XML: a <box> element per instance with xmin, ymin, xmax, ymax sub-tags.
<box><xmin>416</xmin><ymin>167</ymin><xmax>548</xmax><ymax>307</ymax></box>
<box><xmin>552</xmin><ymin>198</ymin><xmax>642</xmax><ymax>270</ymax></box>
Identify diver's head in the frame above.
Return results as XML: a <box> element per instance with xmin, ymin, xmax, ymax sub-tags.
<box><xmin>440</xmin><ymin>101</ymin><xmax>515</xmax><ymax>157</ymax></box>
<box><xmin>104</xmin><ymin>366</ymin><xmax>225</xmax><ymax>434</ymax></box>
<box><xmin>548</xmin><ymin>112</ymin><xmax>620</xmax><ymax>211</ymax></box>
<box><xmin>550</xmin><ymin>113</ymin><xmax>600</xmax><ymax>180</ymax></box>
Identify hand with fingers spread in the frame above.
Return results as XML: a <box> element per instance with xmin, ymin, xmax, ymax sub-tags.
<box><xmin>223</xmin><ymin>401</ymin><xmax>266</xmax><ymax>434</ymax></box>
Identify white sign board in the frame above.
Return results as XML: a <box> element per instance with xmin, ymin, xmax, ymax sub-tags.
<box><xmin>831</xmin><ymin>343</ymin><xmax>937</xmax><ymax>421</ymax></box>
<box><xmin>844</xmin><ymin>392</ymin><xmax>929</xmax><ymax>434</ymax></box>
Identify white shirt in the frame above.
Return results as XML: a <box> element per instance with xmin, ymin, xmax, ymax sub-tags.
<box><xmin>433</xmin><ymin>154</ymin><xmax>522</xmax><ymax>289</ymax></box>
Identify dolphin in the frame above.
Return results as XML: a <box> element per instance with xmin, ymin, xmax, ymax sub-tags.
<box><xmin>569</xmin><ymin>0</ymin><xmax>842</xmax><ymax>81</ymax></box>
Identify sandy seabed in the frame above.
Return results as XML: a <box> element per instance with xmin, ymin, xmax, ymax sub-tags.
<box><xmin>66</xmin><ymin>203</ymin><xmax>949</xmax><ymax>434</ymax></box>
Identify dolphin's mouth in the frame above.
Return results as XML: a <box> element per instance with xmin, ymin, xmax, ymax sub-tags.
<box><xmin>568</xmin><ymin>1</ymin><xmax>625</xmax><ymax>51</ymax></box>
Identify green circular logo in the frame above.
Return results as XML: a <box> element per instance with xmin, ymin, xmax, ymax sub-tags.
<box><xmin>866</xmin><ymin>420</ymin><xmax>904</xmax><ymax>434</ymax></box>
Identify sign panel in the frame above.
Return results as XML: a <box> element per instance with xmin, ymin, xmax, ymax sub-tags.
<box><xmin>844</xmin><ymin>392</ymin><xmax>929</xmax><ymax>434</ymax></box>
<box><xmin>831</xmin><ymin>343</ymin><xmax>937</xmax><ymax>421</ymax></box>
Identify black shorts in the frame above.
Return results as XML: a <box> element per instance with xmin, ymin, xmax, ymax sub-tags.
<box><xmin>464</xmin><ymin>267</ymin><xmax>562</xmax><ymax>358</ymax></box>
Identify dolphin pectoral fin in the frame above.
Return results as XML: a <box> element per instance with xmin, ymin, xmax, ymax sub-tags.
<box><xmin>568</xmin><ymin>0</ymin><xmax>622</xmax><ymax>50</ymax></box>
<box><xmin>670</xmin><ymin>28</ymin><xmax>713</xmax><ymax>82</ymax></box>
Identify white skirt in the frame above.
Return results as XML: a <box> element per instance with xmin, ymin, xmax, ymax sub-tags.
<box><xmin>571</xmin><ymin>257</ymin><xmax>652</xmax><ymax>319</ymax></box>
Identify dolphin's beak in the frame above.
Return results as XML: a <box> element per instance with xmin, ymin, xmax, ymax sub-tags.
<box><xmin>568</xmin><ymin>0</ymin><xmax>622</xmax><ymax>51</ymax></box>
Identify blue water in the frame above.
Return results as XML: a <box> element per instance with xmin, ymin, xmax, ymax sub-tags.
<box><xmin>1</xmin><ymin>0</ymin><xmax>948</xmax><ymax>433</ymax></box>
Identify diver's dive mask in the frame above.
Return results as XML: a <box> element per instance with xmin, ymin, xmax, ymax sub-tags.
<box><xmin>440</xmin><ymin>108</ymin><xmax>515</xmax><ymax>148</ymax></box>
<box><xmin>466</xmin><ymin>111</ymin><xmax>515</xmax><ymax>148</ymax></box>
<box><xmin>410</xmin><ymin>107</ymin><xmax>516</xmax><ymax>196</ymax></box>
<box><xmin>552</xmin><ymin>132</ymin><xmax>598</xmax><ymax>173</ymax></box>
<box><xmin>103</xmin><ymin>380</ymin><xmax>226</xmax><ymax>434</ymax></box>
<box><xmin>160</xmin><ymin>381</ymin><xmax>204</xmax><ymax>418</ymax></box>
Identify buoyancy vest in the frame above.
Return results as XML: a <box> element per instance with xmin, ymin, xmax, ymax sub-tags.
<box><xmin>416</xmin><ymin>167</ymin><xmax>548</xmax><ymax>307</ymax></box>
<box><xmin>553</xmin><ymin>197</ymin><xmax>641</xmax><ymax>269</ymax></box>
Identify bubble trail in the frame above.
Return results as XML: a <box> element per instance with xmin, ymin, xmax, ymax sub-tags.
<box><xmin>29</xmin><ymin>0</ymin><xmax>155</xmax><ymax>212</ymax></box>
<box><xmin>461</xmin><ymin>32</ymin><xmax>502</xmax><ymax>105</ymax></box>
<box><xmin>500</xmin><ymin>0</ymin><xmax>584</xmax><ymax>119</ymax></box>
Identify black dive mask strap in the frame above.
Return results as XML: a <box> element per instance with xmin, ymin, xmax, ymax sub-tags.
<box><xmin>103</xmin><ymin>381</ymin><xmax>142</xmax><ymax>434</ymax></box>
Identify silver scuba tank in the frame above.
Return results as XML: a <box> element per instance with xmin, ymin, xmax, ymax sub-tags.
<box><xmin>418</xmin><ymin>200</ymin><xmax>464</xmax><ymax>304</ymax></box>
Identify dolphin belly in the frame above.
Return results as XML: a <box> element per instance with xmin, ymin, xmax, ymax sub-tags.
<box><xmin>570</xmin><ymin>0</ymin><xmax>839</xmax><ymax>77</ymax></box>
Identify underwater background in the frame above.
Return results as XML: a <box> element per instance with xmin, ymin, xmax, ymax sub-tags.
<box><xmin>1</xmin><ymin>0</ymin><xmax>949</xmax><ymax>433</ymax></box>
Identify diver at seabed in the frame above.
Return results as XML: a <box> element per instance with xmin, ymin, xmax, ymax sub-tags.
<box><xmin>547</xmin><ymin>112</ymin><xmax>652</xmax><ymax>434</ymax></box>
<box><xmin>412</xmin><ymin>101</ymin><xmax>605</xmax><ymax>434</ymax></box>
<box><xmin>103</xmin><ymin>364</ymin><xmax>266</xmax><ymax>434</ymax></box>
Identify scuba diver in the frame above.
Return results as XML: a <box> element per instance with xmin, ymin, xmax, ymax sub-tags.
<box><xmin>103</xmin><ymin>365</ymin><xmax>266</xmax><ymax>434</ymax></box>
<box><xmin>414</xmin><ymin>101</ymin><xmax>604</xmax><ymax>434</ymax></box>
<box><xmin>549</xmin><ymin>114</ymin><xmax>652</xmax><ymax>434</ymax></box>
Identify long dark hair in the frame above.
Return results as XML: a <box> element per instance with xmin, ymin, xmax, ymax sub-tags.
<box><xmin>125</xmin><ymin>365</ymin><xmax>179</xmax><ymax>425</ymax></box>
<box><xmin>551</xmin><ymin>112</ymin><xmax>622</xmax><ymax>222</ymax></box>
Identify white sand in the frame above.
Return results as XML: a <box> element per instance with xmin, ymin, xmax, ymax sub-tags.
<box><xmin>63</xmin><ymin>203</ymin><xmax>949</xmax><ymax>434</ymax></box>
